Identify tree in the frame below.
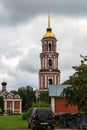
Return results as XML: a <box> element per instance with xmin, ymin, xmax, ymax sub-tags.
<box><xmin>18</xmin><ymin>86</ymin><xmax>36</xmax><ymax>112</ymax></box>
<box><xmin>10</xmin><ymin>90</ymin><xmax>18</xmax><ymax>95</ymax></box>
<box><xmin>63</xmin><ymin>58</ymin><xmax>87</xmax><ymax>111</ymax></box>
<box><xmin>38</xmin><ymin>91</ymin><xmax>51</xmax><ymax>104</ymax></box>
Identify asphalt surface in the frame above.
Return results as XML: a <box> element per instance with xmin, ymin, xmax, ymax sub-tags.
<box><xmin>12</xmin><ymin>129</ymin><xmax>81</xmax><ymax>130</ymax></box>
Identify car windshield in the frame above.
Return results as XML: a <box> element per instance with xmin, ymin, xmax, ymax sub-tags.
<box><xmin>35</xmin><ymin>108</ymin><xmax>53</xmax><ymax>115</ymax></box>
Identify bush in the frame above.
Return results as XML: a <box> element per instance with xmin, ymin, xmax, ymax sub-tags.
<box><xmin>7</xmin><ymin>109</ymin><xmax>13</xmax><ymax>115</ymax></box>
<box><xmin>0</xmin><ymin>108</ymin><xmax>2</xmax><ymax>115</ymax></box>
<box><xmin>22</xmin><ymin>112</ymin><xmax>28</xmax><ymax>120</ymax></box>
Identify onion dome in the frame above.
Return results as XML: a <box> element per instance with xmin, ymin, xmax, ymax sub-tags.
<box><xmin>43</xmin><ymin>11</ymin><xmax>55</xmax><ymax>39</ymax></box>
<box><xmin>1</xmin><ymin>81</ymin><xmax>7</xmax><ymax>86</ymax></box>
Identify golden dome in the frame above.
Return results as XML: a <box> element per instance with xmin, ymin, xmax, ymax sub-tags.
<box><xmin>42</xmin><ymin>11</ymin><xmax>55</xmax><ymax>39</ymax></box>
<box><xmin>43</xmin><ymin>31</ymin><xmax>55</xmax><ymax>38</ymax></box>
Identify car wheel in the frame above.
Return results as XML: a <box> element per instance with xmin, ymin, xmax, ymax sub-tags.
<box><xmin>51</xmin><ymin>126</ymin><xmax>54</xmax><ymax>129</ymax></box>
<box><xmin>32</xmin><ymin>126</ymin><xmax>36</xmax><ymax>130</ymax></box>
<box><xmin>28</xmin><ymin>122</ymin><xmax>31</xmax><ymax>128</ymax></box>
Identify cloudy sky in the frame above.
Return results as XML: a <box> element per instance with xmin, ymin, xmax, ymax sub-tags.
<box><xmin>0</xmin><ymin>0</ymin><xmax>87</xmax><ymax>91</ymax></box>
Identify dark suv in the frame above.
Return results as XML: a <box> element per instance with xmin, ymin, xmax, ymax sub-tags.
<box><xmin>28</xmin><ymin>107</ymin><xmax>55</xmax><ymax>130</ymax></box>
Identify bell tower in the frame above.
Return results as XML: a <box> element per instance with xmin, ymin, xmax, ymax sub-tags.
<box><xmin>39</xmin><ymin>12</ymin><xmax>60</xmax><ymax>90</ymax></box>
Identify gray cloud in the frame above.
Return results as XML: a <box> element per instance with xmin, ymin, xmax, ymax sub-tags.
<box><xmin>0</xmin><ymin>1</ymin><xmax>87</xmax><ymax>90</ymax></box>
<box><xmin>18</xmin><ymin>47</ymin><xmax>40</xmax><ymax>73</ymax></box>
<box><xmin>0</xmin><ymin>0</ymin><xmax>87</xmax><ymax>26</ymax></box>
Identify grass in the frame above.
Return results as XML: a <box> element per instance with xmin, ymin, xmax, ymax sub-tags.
<box><xmin>0</xmin><ymin>115</ymin><xmax>28</xmax><ymax>130</ymax></box>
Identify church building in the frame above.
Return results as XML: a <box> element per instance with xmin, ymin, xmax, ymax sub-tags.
<box><xmin>0</xmin><ymin>81</ymin><xmax>22</xmax><ymax>114</ymax></box>
<box><xmin>39</xmin><ymin>12</ymin><xmax>60</xmax><ymax>90</ymax></box>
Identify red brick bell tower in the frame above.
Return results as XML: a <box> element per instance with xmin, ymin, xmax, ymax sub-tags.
<box><xmin>39</xmin><ymin>12</ymin><xmax>60</xmax><ymax>90</ymax></box>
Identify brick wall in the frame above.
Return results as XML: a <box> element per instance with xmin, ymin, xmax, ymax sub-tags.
<box><xmin>55</xmin><ymin>97</ymin><xmax>78</xmax><ymax>113</ymax></box>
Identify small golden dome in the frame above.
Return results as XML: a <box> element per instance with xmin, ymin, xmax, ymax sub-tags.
<box><xmin>42</xmin><ymin>11</ymin><xmax>56</xmax><ymax>39</ymax></box>
<box><xmin>43</xmin><ymin>31</ymin><xmax>55</xmax><ymax>38</ymax></box>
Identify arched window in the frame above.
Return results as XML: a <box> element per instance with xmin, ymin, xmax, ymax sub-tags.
<box><xmin>49</xmin><ymin>43</ymin><xmax>52</xmax><ymax>51</ymax></box>
<box><xmin>48</xmin><ymin>59</ymin><xmax>52</xmax><ymax>67</ymax></box>
<box><xmin>49</xmin><ymin>79</ymin><xmax>53</xmax><ymax>85</ymax></box>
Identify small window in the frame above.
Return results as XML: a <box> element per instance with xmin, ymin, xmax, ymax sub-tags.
<box><xmin>49</xmin><ymin>43</ymin><xmax>52</xmax><ymax>51</ymax></box>
<box><xmin>49</xmin><ymin>79</ymin><xmax>53</xmax><ymax>85</ymax></box>
<box><xmin>49</xmin><ymin>59</ymin><xmax>52</xmax><ymax>66</ymax></box>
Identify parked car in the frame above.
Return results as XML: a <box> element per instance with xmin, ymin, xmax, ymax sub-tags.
<box><xmin>28</xmin><ymin>107</ymin><xmax>55</xmax><ymax>130</ymax></box>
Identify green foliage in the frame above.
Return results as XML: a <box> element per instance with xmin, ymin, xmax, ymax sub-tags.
<box><xmin>17</xmin><ymin>85</ymin><xmax>36</xmax><ymax>111</ymax></box>
<box><xmin>7</xmin><ymin>109</ymin><xmax>13</xmax><ymax>115</ymax></box>
<box><xmin>10</xmin><ymin>90</ymin><xmax>18</xmax><ymax>95</ymax></box>
<box><xmin>63</xmin><ymin>62</ymin><xmax>87</xmax><ymax>111</ymax></box>
<box><xmin>22</xmin><ymin>112</ymin><xmax>28</xmax><ymax>120</ymax></box>
<box><xmin>0</xmin><ymin>108</ymin><xmax>2</xmax><ymax>115</ymax></box>
<box><xmin>0</xmin><ymin>96</ymin><xmax>4</xmax><ymax>114</ymax></box>
<box><xmin>38</xmin><ymin>91</ymin><xmax>51</xmax><ymax>104</ymax></box>
<box><xmin>32</xmin><ymin>101</ymin><xmax>50</xmax><ymax>110</ymax></box>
